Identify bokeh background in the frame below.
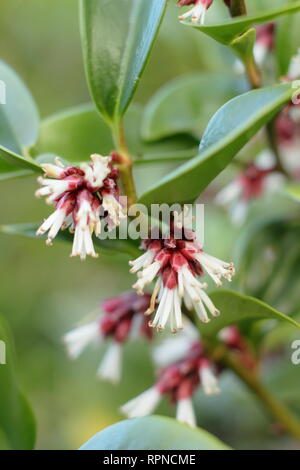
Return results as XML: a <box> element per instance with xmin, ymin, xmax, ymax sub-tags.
<box><xmin>1</xmin><ymin>0</ymin><xmax>300</xmax><ymax>450</ymax></box>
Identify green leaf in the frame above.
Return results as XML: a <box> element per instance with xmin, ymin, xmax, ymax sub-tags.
<box><xmin>0</xmin><ymin>61</ymin><xmax>41</xmax><ymax>175</ymax></box>
<box><xmin>142</xmin><ymin>73</ymin><xmax>245</xmax><ymax>141</ymax></box>
<box><xmin>32</xmin><ymin>104</ymin><xmax>198</xmax><ymax>164</ymax></box>
<box><xmin>80</xmin><ymin>0</ymin><xmax>168</xmax><ymax>124</ymax></box>
<box><xmin>0</xmin><ymin>223</ymin><xmax>140</xmax><ymax>258</ymax></box>
<box><xmin>182</xmin><ymin>1</ymin><xmax>300</xmax><ymax>45</ymax></box>
<box><xmin>139</xmin><ymin>83</ymin><xmax>293</xmax><ymax>206</ymax></box>
<box><xmin>200</xmin><ymin>290</ymin><xmax>300</xmax><ymax>338</ymax></box>
<box><xmin>80</xmin><ymin>416</ymin><xmax>230</xmax><ymax>450</ymax></box>
<box><xmin>0</xmin><ymin>315</ymin><xmax>36</xmax><ymax>449</ymax></box>
<box><xmin>276</xmin><ymin>2</ymin><xmax>300</xmax><ymax>76</ymax></box>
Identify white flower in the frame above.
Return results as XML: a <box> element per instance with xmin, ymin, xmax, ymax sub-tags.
<box><xmin>149</xmin><ymin>286</ymin><xmax>183</xmax><ymax>332</ymax></box>
<box><xmin>194</xmin><ymin>252</ymin><xmax>235</xmax><ymax>286</ymax></box>
<box><xmin>63</xmin><ymin>321</ymin><xmax>101</xmax><ymax>360</ymax></box>
<box><xmin>120</xmin><ymin>387</ymin><xmax>161</xmax><ymax>418</ymax></box>
<box><xmin>81</xmin><ymin>154</ymin><xmax>111</xmax><ymax>190</ymax></box>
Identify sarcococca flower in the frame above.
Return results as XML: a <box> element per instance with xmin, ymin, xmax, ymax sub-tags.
<box><xmin>121</xmin><ymin>339</ymin><xmax>220</xmax><ymax>427</ymax></box>
<box><xmin>35</xmin><ymin>154</ymin><xmax>126</xmax><ymax>259</ymax></box>
<box><xmin>129</xmin><ymin>219</ymin><xmax>234</xmax><ymax>332</ymax></box>
<box><xmin>63</xmin><ymin>291</ymin><xmax>152</xmax><ymax>384</ymax></box>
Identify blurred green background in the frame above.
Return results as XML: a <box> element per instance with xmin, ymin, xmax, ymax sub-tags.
<box><xmin>1</xmin><ymin>0</ymin><xmax>300</xmax><ymax>450</ymax></box>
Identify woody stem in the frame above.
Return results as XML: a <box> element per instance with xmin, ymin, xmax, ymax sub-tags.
<box><xmin>229</xmin><ymin>0</ymin><xmax>247</xmax><ymax>17</ymax></box>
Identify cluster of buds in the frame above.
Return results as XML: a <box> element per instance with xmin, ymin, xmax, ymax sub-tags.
<box><xmin>63</xmin><ymin>291</ymin><xmax>152</xmax><ymax>384</ymax></box>
<box><xmin>215</xmin><ymin>151</ymin><xmax>282</xmax><ymax>224</ymax></box>
<box><xmin>129</xmin><ymin>217</ymin><xmax>234</xmax><ymax>332</ymax></box>
<box><xmin>121</xmin><ymin>340</ymin><xmax>220</xmax><ymax>427</ymax></box>
<box><xmin>35</xmin><ymin>154</ymin><xmax>126</xmax><ymax>259</ymax></box>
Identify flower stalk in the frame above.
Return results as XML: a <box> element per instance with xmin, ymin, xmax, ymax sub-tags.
<box><xmin>113</xmin><ymin>120</ymin><xmax>137</xmax><ymax>207</ymax></box>
<box><xmin>229</xmin><ymin>0</ymin><xmax>247</xmax><ymax>17</ymax></box>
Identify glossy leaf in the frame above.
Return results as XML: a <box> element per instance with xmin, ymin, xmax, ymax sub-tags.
<box><xmin>276</xmin><ymin>3</ymin><xmax>300</xmax><ymax>76</ymax></box>
<box><xmin>182</xmin><ymin>1</ymin><xmax>300</xmax><ymax>45</ymax></box>
<box><xmin>32</xmin><ymin>104</ymin><xmax>198</xmax><ymax>163</ymax></box>
<box><xmin>80</xmin><ymin>0</ymin><xmax>168</xmax><ymax>123</ymax></box>
<box><xmin>80</xmin><ymin>416</ymin><xmax>230</xmax><ymax>450</ymax></box>
<box><xmin>0</xmin><ymin>223</ymin><xmax>140</xmax><ymax>258</ymax></box>
<box><xmin>142</xmin><ymin>73</ymin><xmax>246</xmax><ymax>141</ymax></box>
<box><xmin>139</xmin><ymin>84</ymin><xmax>293</xmax><ymax>206</ymax></box>
<box><xmin>0</xmin><ymin>315</ymin><xmax>36</xmax><ymax>450</ymax></box>
<box><xmin>0</xmin><ymin>61</ymin><xmax>41</xmax><ymax>175</ymax></box>
<box><xmin>200</xmin><ymin>290</ymin><xmax>300</xmax><ymax>338</ymax></box>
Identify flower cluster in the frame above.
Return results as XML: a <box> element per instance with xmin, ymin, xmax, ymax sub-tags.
<box><xmin>36</xmin><ymin>154</ymin><xmax>126</xmax><ymax>259</ymax></box>
<box><xmin>215</xmin><ymin>151</ymin><xmax>282</xmax><ymax>224</ymax></box>
<box><xmin>121</xmin><ymin>322</ymin><xmax>255</xmax><ymax>426</ymax></box>
<box><xmin>121</xmin><ymin>339</ymin><xmax>220</xmax><ymax>427</ymax></box>
<box><xmin>129</xmin><ymin>219</ymin><xmax>234</xmax><ymax>332</ymax></box>
<box><xmin>63</xmin><ymin>291</ymin><xmax>152</xmax><ymax>384</ymax></box>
